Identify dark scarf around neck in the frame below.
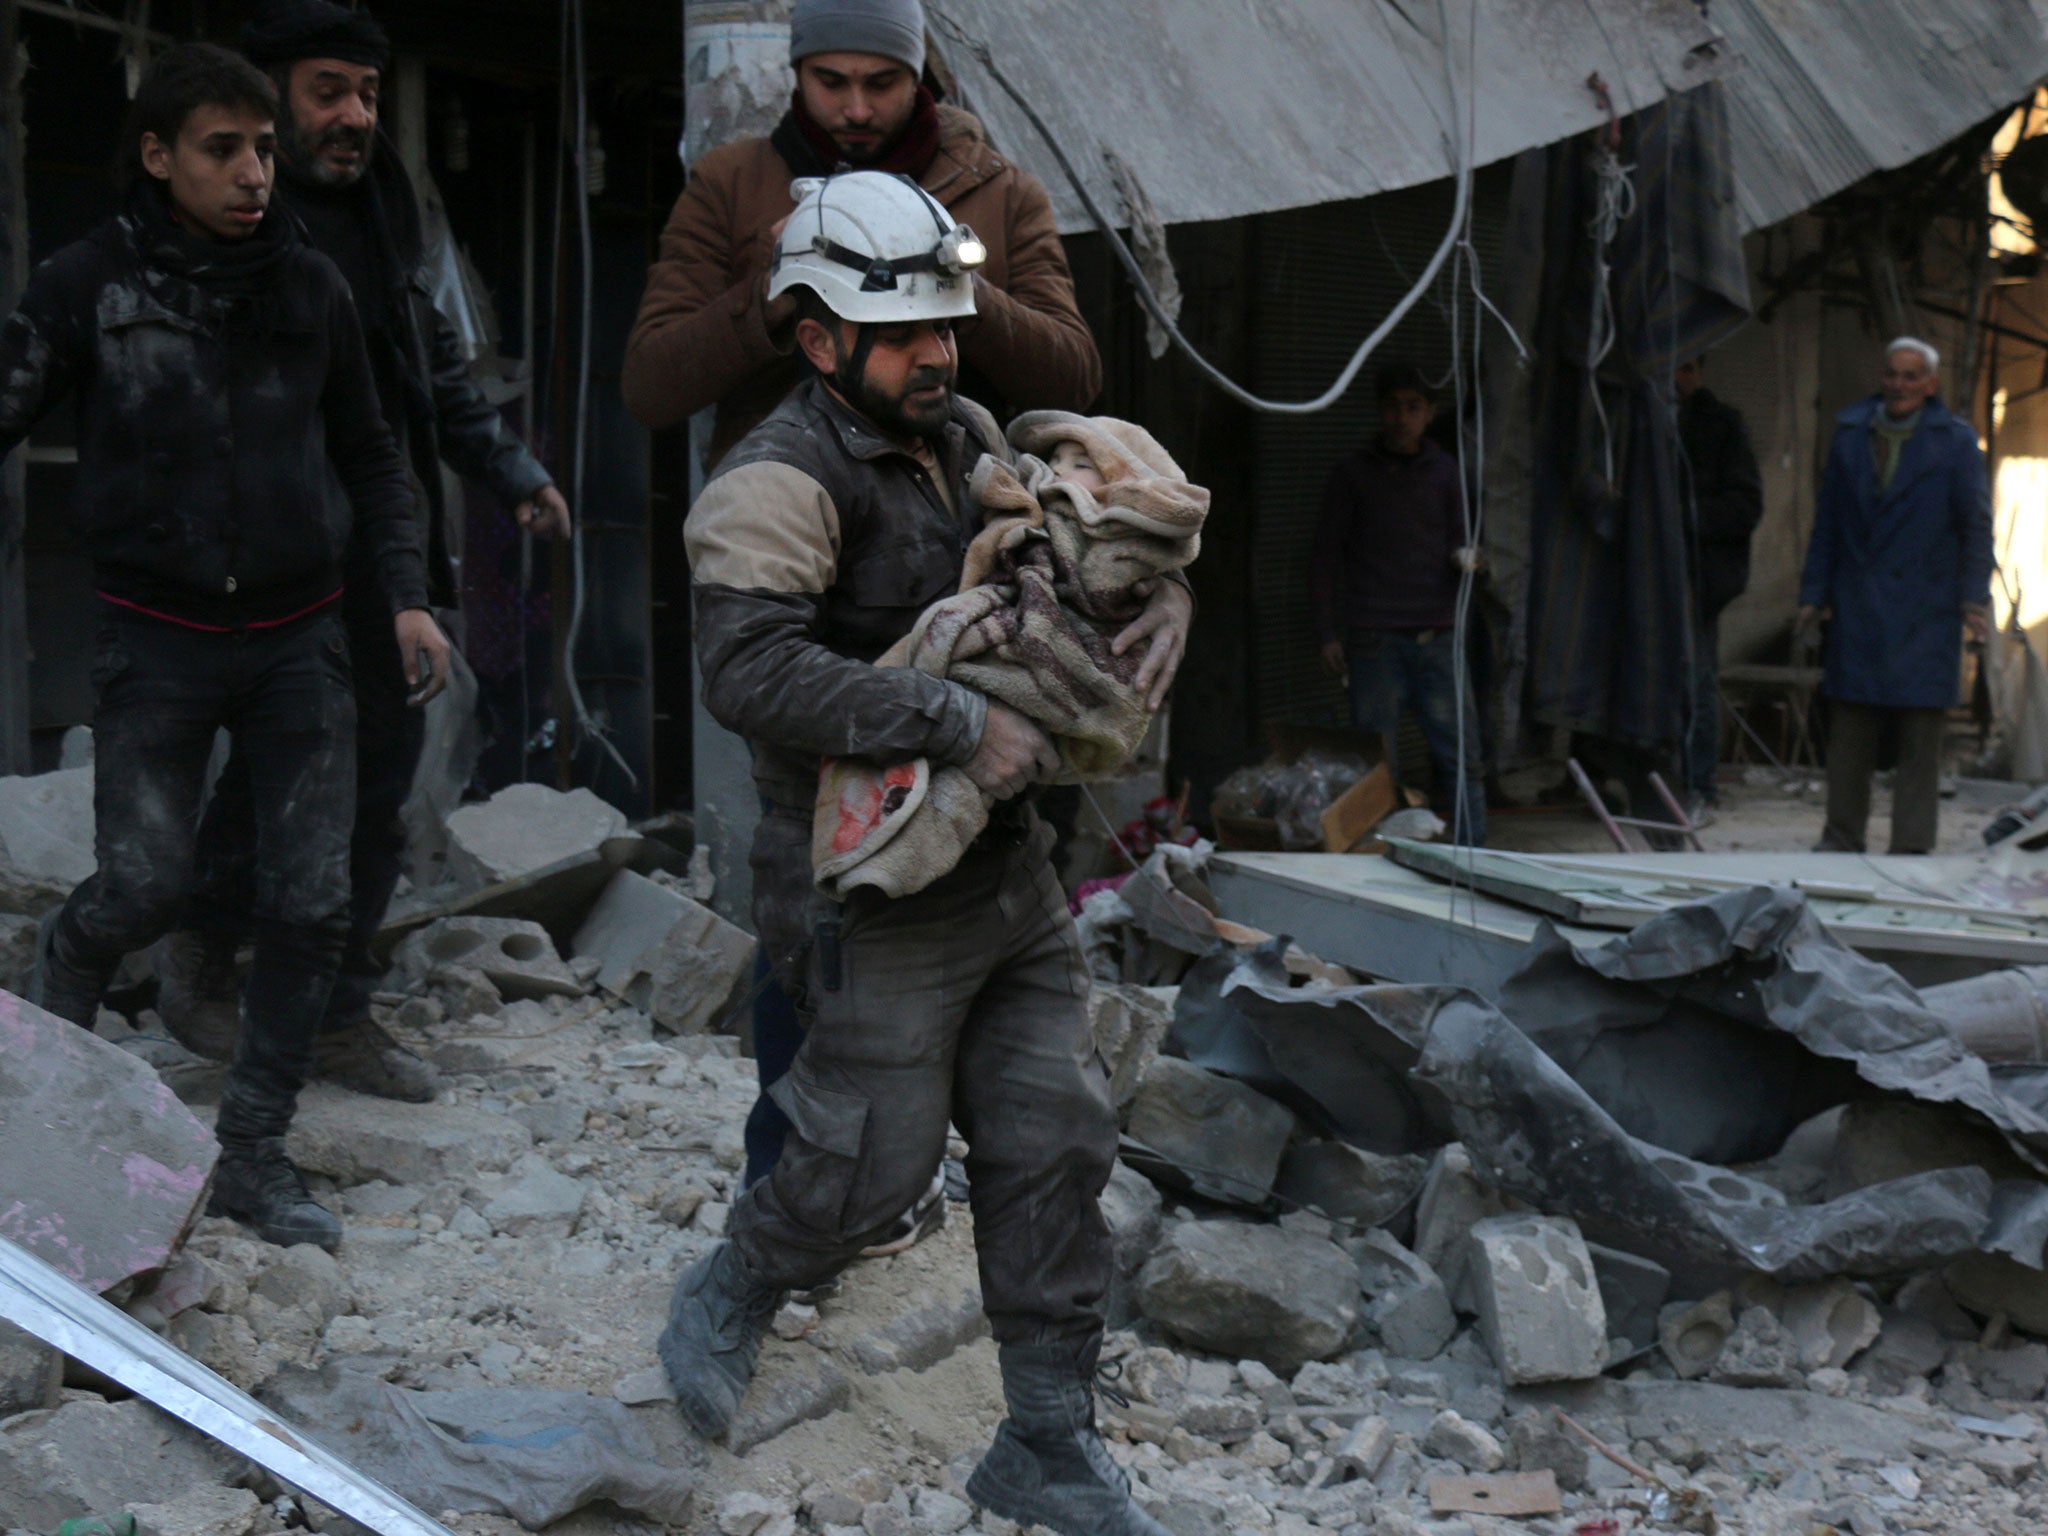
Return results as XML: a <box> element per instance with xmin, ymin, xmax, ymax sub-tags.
<box><xmin>772</xmin><ymin>84</ymin><xmax>943</xmax><ymax>180</ymax></box>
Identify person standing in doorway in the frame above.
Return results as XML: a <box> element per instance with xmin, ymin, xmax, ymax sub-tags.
<box><xmin>1310</xmin><ymin>363</ymin><xmax>1486</xmax><ymax>845</ymax></box>
<box><xmin>1799</xmin><ymin>337</ymin><xmax>1993</xmax><ymax>854</ymax></box>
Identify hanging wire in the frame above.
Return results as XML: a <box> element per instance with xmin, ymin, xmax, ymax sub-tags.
<box><xmin>926</xmin><ymin>0</ymin><xmax>1473</xmax><ymax>415</ymax></box>
<box><xmin>559</xmin><ymin>0</ymin><xmax>638</xmax><ymax>788</ymax></box>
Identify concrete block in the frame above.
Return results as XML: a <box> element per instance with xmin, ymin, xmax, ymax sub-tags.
<box><xmin>1585</xmin><ymin>1243</ymin><xmax>1671</xmax><ymax>1360</ymax></box>
<box><xmin>1780</xmin><ymin>1278</ymin><xmax>1882</xmax><ymax>1370</ymax></box>
<box><xmin>573</xmin><ymin>869</ymin><xmax>691</xmax><ymax>995</ymax></box>
<box><xmin>445</xmin><ymin>782</ymin><xmax>632</xmax><ymax>892</ymax></box>
<box><xmin>1467</xmin><ymin>1214</ymin><xmax>1608</xmax><ymax>1385</ymax></box>
<box><xmin>393</xmin><ymin>915</ymin><xmax>583</xmax><ymax>1001</ymax></box>
<box><xmin>1275</xmin><ymin>1141</ymin><xmax>1428</xmax><ymax>1231</ymax></box>
<box><xmin>286</xmin><ymin>1082</ymin><xmax>533</xmax><ymax>1187</ymax></box>
<box><xmin>1088</xmin><ymin>984</ymin><xmax>1173</xmax><ymax>1110</ymax></box>
<box><xmin>1126</xmin><ymin>1055</ymin><xmax>1296</xmax><ymax>1206</ymax></box>
<box><xmin>1659</xmin><ymin>1291</ymin><xmax>1735</xmax><ymax>1378</ymax></box>
<box><xmin>0</xmin><ymin>768</ymin><xmax>96</xmax><ymax>912</ymax></box>
<box><xmin>0</xmin><ymin>1397</ymin><xmax>242</xmax><ymax>1530</ymax></box>
<box><xmin>1177</xmin><ymin>1395</ymin><xmax>1259</xmax><ymax>1442</ymax></box>
<box><xmin>1135</xmin><ymin>1219</ymin><xmax>1360</xmax><ymax>1375</ymax></box>
<box><xmin>1348</xmin><ymin>1228</ymin><xmax>1455</xmax><ymax>1362</ymax></box>
<box><xmin>482</xmin><ymin>1153</ymin><xmax>589</xmax><ymax>1238</ymax></box>
<box><xmin>1412</xmin><ymin>1143</ymin><xmax>1517</xmax><ymax>1308</ymax></box>
<box><xmin>643</xmin><ymin>894</ymin><xmax>756</xmax><ymax>1035</ymax></box>
<box><xmin>0</xmin><ymin>987</ymin><xmax>216</xmax><ymax>1292</ymax></box>
<box><xmin>1336</xmin><ymin>1415</ymin><xmax>1395</xmax><ymax>1478</ymax></box>
<box><xmin>1507</xmin><ymin>1409</ymin><xmax>1589</xmax><ymax>1492</ymax></box>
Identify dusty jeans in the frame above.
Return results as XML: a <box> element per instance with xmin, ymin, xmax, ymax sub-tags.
<box><xmin>1346</xmin><ymin>627</ymin><xmax>1487</xmax><ymax>845</ymax></box>
<box><xmin>52</xmin><ymin>606</ymin><xmax>355</xmax><ymax>1140</ymax></box>
<box><xmin>190</xmin><ymin>575</ymin><xmax>426</xmax><ymax>1035</ymax></box>
<box><xmin>731</xmin><ymin>811</ymin><xmax>1117</xmax><ymax>1345</ymax></box>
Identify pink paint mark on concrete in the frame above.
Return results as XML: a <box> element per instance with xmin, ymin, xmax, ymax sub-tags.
<box><xmin>123</xmin><ymin>1152</ymin><xmax>209</xmax><ymax>1202</ymax></box>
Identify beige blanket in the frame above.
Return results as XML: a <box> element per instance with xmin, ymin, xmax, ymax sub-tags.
<box><xmin>813</xmin><ymin>412</ymin><xmax>1208</xmax><ymax>898</ymax></box>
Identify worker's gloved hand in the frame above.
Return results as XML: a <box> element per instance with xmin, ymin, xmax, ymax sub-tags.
<box><xmin>395</xmin><ymin>608</ymin><xmax>453</xmax><ymax>706</ymax></box>
<box><xmin>1114</xmin><ymin>580</ymin><xmax>1194</xmax><ymax>710</ymax></box>
<box><xmin>965</xmin><ymin>701</ymin><xmax>1059</xmax><ymax>801</ymax></box>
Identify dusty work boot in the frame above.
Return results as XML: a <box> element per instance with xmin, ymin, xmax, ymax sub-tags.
<box><xmin>312</xmin><ymin>1018</ymin><xmax>439</xmax><ymax>1103</ymax></box>
<box><xmin>25</xmin><ymin>909</ymin><xmax>103</xmax><ymax>1029</ymax></box>
<box><xmin>657</xmin><ymin>1241</ymin><xmax>786</xmax><ymax>1440</ymax></box>
<box><xmin>152</xmin><ymin>930</ymin><xmax>243</xmax><ymax>1061</ymax></box>
<box><xmin>967</xmin><ymin>1336</ymin><xmax>1173</xmax><ymax>1536</ymax></box>
<box><xmin>207</xmin><ymin>1137</ymin><xmax>342</xmax><ymax>1251</ymax></box>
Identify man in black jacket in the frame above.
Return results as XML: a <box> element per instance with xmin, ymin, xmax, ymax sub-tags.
<box><xmin>1677</xmin><ymin>355</ymin><xmax>1764</xmax><ymax>817</ymax></box>
<box><xmin>1</xmin><ymin>44</ymin><xmax>447</xmax><ymax>1249</ymax></box>
<box><xmin>157</xmin><ymin>0</ymin><xmax>570</xmax><ymax>1100</ymax></box>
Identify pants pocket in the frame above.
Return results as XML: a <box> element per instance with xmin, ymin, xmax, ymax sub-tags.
<box><xmin>765</xmin><ymin>1067</ymin><xmax>870</xmax><ymax>1234</ymax></box>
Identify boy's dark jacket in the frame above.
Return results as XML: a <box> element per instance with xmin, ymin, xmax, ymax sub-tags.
<box><xmin>0</xmin><ymin>187</ymin><xmax>427</xmax><ymax>628</ymax></box>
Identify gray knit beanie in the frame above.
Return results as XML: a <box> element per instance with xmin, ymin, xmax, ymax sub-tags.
<box><xmin>789</xmin><ymin>0</ymin><xmax>927</xmax><ymax>74</ymax></box>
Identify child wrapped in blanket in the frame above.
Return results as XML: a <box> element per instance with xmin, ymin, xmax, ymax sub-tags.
<box><xmin>813</xmin><ymin>411</ymin><xmax>1209</xmax><ymax>898</ymax></box>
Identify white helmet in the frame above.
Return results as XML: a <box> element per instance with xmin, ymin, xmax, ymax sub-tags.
<box><xmin>768</xmin><ymin>171</ymin><xmax>986</xmax><ymax>325</ymax></box>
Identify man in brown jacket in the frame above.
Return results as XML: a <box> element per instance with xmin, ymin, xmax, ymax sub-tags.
<box><xmin>621</xmin><ymin>0</ymin><xmax>1101</xmax><ymax>467</ymax></box>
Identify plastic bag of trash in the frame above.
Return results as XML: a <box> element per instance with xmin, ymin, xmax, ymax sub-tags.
<box><xmin>1211</xmin><ymin>761</ymin><xmax>1290</xmax><ymax>820</ymax></box>
<box><xmin>1275</xmin><ymin>751</ymin><xmax>1373</xmax><ymax>849</ymax></box>
<box><xmin>261</xmin><ymin>1363</ymin><xmax>694</xmax><ymax>1527</ymax></box>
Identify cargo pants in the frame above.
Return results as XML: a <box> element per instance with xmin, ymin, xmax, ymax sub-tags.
<box><xmin>730</xmin><ymin>807</ymin><xmax>1118</xmax><ymax>1345</ymax></box>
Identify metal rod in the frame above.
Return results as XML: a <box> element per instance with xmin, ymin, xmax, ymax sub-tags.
<box><xmin>1646</xmin><ymin>770</ymin><xmax>1705</xmax><ymax>851</ymax></box>
<box><xmin>1567</xmin><ymin>757</ymin><xmax>1632</xmax><ymax>852</ymax></box>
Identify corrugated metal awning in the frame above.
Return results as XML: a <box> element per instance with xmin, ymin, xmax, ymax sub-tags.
<box><xmin>930</xmin><ymin>0</ymin><xmax>1730</xmax><ymax>231</ymax></box>
<box><xmin>1715</xmin><ymin>0</ymin><xmax>2048</xmax><ymax>231</ymax></box>
<box><xmin>932</xmin><ymin>0</ymin><xmax>2048</xmax><ymax>236</ymax></box>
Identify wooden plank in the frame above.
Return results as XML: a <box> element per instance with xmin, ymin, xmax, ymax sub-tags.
<box><xmin>1427</xmin><ymin>1470</ymin><xmax>1562</xmax><ymax>1516</ymax></box>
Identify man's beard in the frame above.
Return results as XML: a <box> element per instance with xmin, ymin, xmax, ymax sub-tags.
<box><xmin>839</xmin><ymin>349</ymin><xmax>954</xmax><ymax>440</ymax></box>
<box><xmin>283</xmin><ymin>112</ymin><xmax>373</xmax><ymax>187</ymax></box>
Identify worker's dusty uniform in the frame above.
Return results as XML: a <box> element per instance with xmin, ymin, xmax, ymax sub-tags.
<box><xmin>687</xmin><ymin>375</ymin><xmax>1117</xmax><ymax>1334</ymax></box>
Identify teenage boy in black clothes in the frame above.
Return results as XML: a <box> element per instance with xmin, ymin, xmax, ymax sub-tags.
<box><xmin>0</xmin><ymin>43</ymin><xmax>447</xmax><ymax>1250</ymax></box>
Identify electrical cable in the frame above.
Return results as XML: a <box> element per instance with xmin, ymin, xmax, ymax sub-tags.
<box><xmin>927</xmin><ymin>0</ymin><xmax>1472</xmax><ymax>415</ymax></box>
<box><xmin>560</xmin><ymin>0</ymin><xmax>638</xmax><ymax>788</ymax></box>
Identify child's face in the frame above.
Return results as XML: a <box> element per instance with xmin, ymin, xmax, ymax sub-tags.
<box><xmin>1047</xmin><ymin>439</ymin><xmax>1108</xmax><ymax>494</ymax></box>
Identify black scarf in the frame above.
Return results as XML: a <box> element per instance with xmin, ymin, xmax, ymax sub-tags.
<box><xmin>770</xmin><ymin>85</ymin><xmax>944</xmax><ymax>180</ymax></box>
<box><xmin>123</xmin><ymin>181</ymin><xmax>297</xmax><ymax>341</ymax></box>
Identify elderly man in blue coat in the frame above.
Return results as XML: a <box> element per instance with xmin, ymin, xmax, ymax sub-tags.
<box><xmin>1798</xmin><ymin>337</ymin><xmax>1994</xmax><ymax>854</ymax></box>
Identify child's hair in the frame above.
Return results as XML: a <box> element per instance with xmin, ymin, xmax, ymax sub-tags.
<box><xmin>118</xmin><ymin>42</ymin><xmax>279</xmax><ymax>193</ymax></box>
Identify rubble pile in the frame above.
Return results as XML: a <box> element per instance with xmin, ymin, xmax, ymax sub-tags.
<box><xmin>6</xmin><ymin>779</ymin><xmax>2048</xmax><ymax>1535</ymax></box>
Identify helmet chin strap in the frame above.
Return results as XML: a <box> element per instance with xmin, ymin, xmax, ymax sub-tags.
<box><xmin>841</xmin><ymin>319</ymin><xmax>882</xmax><ymax>397</ymax></box>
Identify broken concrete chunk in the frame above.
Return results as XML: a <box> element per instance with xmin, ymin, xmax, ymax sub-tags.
<box><xmin>1507</xmin><ymin>1408</ymin><xmax>1589</xmax><ymax>1492</ymax></box>
<box><xmin>1135</xmin><ymin>1220</ymin><xmax>1359</xmax><ymax>1376</ymax></box>
<box><xmin>1336</xmin><ymin>1414</ymin><xmax>1395</xmax><ymax>1478</ymax></box>
<box><xmin>573</xmin><ymin>868</ymin><xmax>691</xmax><ymax>996</ymax></box>
<box><xmin>0</xmin><ymin>915</ymin><xmax>34</xmax><ymax>992</ymax></box>
<box><xmin>1710</xmin><ymin>1305</ymin><xmax>1804</xmax><ymax>1388</ymax></box>
<box><xmin>1275</xmin><ymin>1141</ymin><xmax>1428</xmax><ymax>1230</ymax></box>
<box><xmin>0</xmin><ymin>1319</ymin><xmax>60</xmax><ymax>1417</ymax></box>
<box><xmin>1947</xmin><ymin>1251</ymin><xmax>2048</xmax><ymax>1338</ymax></box>
<box><xmin>642</xmin><ymin>895</ymin><xmax>756</xmax><ymax>1036</ymax></box>
<box><xmin>1347</xmin><ymin>1228</ymin><xmax>1455</xmax><ymax>1362</ymax></box>
<box><xmin>1585</xmin><ymin>1242</ymin><xmax>1671</xmax><ymax>1361</ymax></box>
<box><xmin>254</xmin><ymin>1243</ymin><xmax>351</xmax><ymax>1328</ymax></box>
<box><xmin>0</xmin><ymin>988</ymin><xmax>217</xmax><ymax>1292</ymax></box>
<box><xmin>1659</xmin><ymin>1291</ymin><xmax>1735</xmax><ymax>1379</ymax></box>
<box><xmin>0</xmin><ymin>767</ymin><xmax>95</xmax><ymax>912</ymax></box>
<box><xmin>1126</xmin><ymin>1055</ymin><xmax>1296</xmax><ymax>1206</ymax></box>
<box><xmin>1101</xmin><ymin>1159</ymin><xmax>1164</xmax><ymax>1329</ymax></box>
<box><xmin>0</xmin><ymin>1396</ymin><xmax>243</xmax><ymax>1531</ymax></box>
<box><xmin>394</xmin><ymin>915</ymin><xmax>584</xmax><ymax>1001</ymax></box>
<box><xmin>1411</xmin><ymin>1143</ymin><xmax>1518</xmax><ymax>1308</ymax></box>
<box><xmin>482</xmin><ymin>1154</ymin><xmax>588</xmax><ymax>1238</ymax></box>
<box><xmin>1088</xmin><ymin>984</ymin><xmax>1174</xmax><ymax>1110</ymax></box>
<box><xmin>286</xmin><ymin>1082</ymin><xmax>533</xmax><ymax>1186</ymax></box>
<box><xmin>124</xmin><ymin>1484</ymin><xmax>263</xmax><ymax>1536</ymax></box>
<box><xmin>1423</xmin><ymin>1409</ymin><xmax>1504</xmax><ymax>1473</ymax></box>
<box><xmin>445</xmin><ymin>782</ymin><xmax>633</xmax><ymax>891</ymax></box>
<box><xmin>1467</xmin><ymin>1214</ymin><xmax>1608</xmax><ymax>1385</ymax></box>
<box><xmin>1779</xmin><ymin>1278</ymin><xmax>1882</xmax><ymax>1370</ymax></box>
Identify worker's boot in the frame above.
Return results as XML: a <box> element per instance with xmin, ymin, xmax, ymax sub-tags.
<box><xmin>657</xmin><ymin>1241</ymin><xmax>786</xmax><ymax>1440</ymax></box>
<box><xmin>25</xmin><ymin>909</ymin><xmax>104</xmax><ymax>1029</ymax></box>
<box><xmin>207</xmin><ymin>1136</ymin><xmax>341</xmax><ymax>1252</ymax></box>
<box><xmin>152</xmin><ymin>930</ymin><xmax>243</xmax><ymax>1061</ymax></box>
<box><xmin>967</xmin><ymin>1335</ymin><xmax>1173</xmax><ymax>1536</ymax></box>
<box><xmin>312</xmin><ymin>1017</ymin><xmax>439</xmax><ymax>1103</ymax></box>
